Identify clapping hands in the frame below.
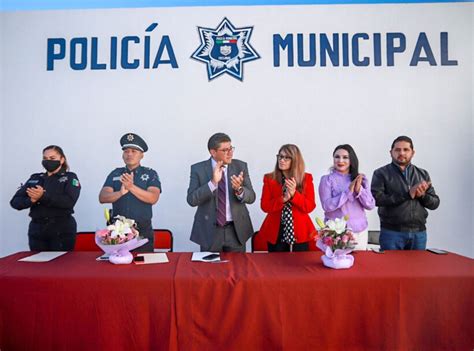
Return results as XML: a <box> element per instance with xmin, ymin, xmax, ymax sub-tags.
<box><xmin>212</xmin><ymin>161</ymin><xmax>225</xmax><ymax>185</ymax></box>
<box><xmin>349</xmin><ymin>174</ymin><xmax>364</xmax><ymax>194</ymax></box>
<box><xmin>283</xmin><ymin>177</ymin><xmax>297</xmax><ymax>202</ymax></box>
<box><xmin>409</xmin><ymin>181</ymin><xmax>431</xmax><ymax>199</ymax></box>
<box><xmin>26</xmin><ymin>185</ymin><xmax>44</xmax><ymax>203</ymax></box>
<box><xmin>230</xmin><ymin>171</ymin><xmax>244</xmax><ymax>191</ymax></box>
<box><xmin>120</xmin><ymin>172</ymin><xmax>134</xmax><ymax>194</ymax></box>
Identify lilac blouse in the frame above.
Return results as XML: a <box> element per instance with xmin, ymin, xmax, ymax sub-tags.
<box><xmin>318</xmin><ymin>171</ymin><xmax>375</xmax><ymax>233</ymax></box>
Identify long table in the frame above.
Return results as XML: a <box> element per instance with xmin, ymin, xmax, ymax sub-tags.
<box><xmin>0</xmin><ymin>251</ymin><xmax>472</xmax><ymax>350</ymax></box>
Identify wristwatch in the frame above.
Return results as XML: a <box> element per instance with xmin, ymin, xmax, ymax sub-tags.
<box><xmin>235</xmin><ymin>186</ymin><xmax>244</xmax><ymax>196</ymax></box>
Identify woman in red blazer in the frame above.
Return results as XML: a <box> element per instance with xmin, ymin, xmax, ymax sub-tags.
<box><xmin>259</xmin><ymin>144</ymin><xmax>317</xmax><ymax>252</ymax></box>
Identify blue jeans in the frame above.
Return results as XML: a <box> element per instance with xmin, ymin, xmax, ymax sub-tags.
<box><xmin>379</xmin><ymin>228</ymin><xmax>427</xmax><ymax>250</ymax></box>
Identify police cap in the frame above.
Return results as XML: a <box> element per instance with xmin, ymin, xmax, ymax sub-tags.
<box><xmin>120</xmin><ymin>133</ymin><xmax>148</xmax><ymax>152</ymax></box>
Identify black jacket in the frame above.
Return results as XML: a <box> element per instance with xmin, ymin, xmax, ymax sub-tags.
<box><xmin>371</xmin><ymin>162</ymin><xmax>440</xmax><ymax>232</ymax></box>
<box><xmin>10</xmin><ymin>171</ymin><xmax>81</xmax><ymax>219</ymax></box>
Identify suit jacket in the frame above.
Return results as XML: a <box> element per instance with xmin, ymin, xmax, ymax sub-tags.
<box><xmin>187</xmin><ymin>158</ymin><xmax>256</xmax><ymax>248</ymax></box>
<box><xmin>259</xmin><ymin>173</ymin><xmax>317</xmax><ymax>244</ymax></box>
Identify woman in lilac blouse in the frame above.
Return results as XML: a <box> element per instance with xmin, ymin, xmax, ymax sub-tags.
<box><xmin>318</xmin><ymin>144</ymin><xmax>375</xmax><ymax>250</ymax></box>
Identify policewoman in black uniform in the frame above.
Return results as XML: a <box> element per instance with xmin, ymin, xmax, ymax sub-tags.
<box><xmin>99</xmin><ymin>133</ymin><xmax>161</xmax><ymax>252</ymax></box>
<box><xmin>10</xmin><ymin>145</ymin><xmax>81</xmax><ymax>251</ymax></box>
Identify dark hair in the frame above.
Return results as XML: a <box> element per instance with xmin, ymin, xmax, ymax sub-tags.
<box><xmin>43</xmin><ymin>145</ymin><xmax>69</xmax><ymax>171</ymax></box>
<box><xmin>207</xmin><ymin>133</ymin><xmax>231</xmax><ymax>151</ymax></box>
<box><xmin>333</xmin><ymin>144</ymin><xmax>359</xmax><ymax>181</ymax></box>
<box><xmin>270</xmin><ymin>144</ymin><xmax>305</xmax><ymax>192</ymax></box>
<box><xmin>391</xmin><ymin>136</ymin><xmax>414</xmax><ymax>150</ymax></box>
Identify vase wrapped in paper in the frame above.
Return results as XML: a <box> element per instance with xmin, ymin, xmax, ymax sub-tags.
<box><xmin>95</xmin><ymin>216</ymin><xmax>148</xmax><ymax>264</ymax></box>
<box><xmin>315</xmin><ymin>216</ymin><xmax>356</xmax><ymax>269</ymax></box>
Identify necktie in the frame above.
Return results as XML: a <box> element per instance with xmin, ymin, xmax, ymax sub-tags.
<box><xmin>217</xmin><ymin>174</ymin><xmax>227</xmax><ymax>226</ymax></box>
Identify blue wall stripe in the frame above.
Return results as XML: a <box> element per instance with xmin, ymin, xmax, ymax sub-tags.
<box><xmin>1</xmin><ymin>0</ymin><xmax>472</xmax><ymax>12</ymax></box>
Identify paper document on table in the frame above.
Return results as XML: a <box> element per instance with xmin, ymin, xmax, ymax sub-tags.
<box><xmin>19</xmin><ymin>251</ymin><xmax>67</xmax><ymax>262</ymax></box>
<box><xmin>134</xmin><ymin>253</ymin><xmax>169</xmax><ymax>264</ymax></box>
<box><xmin>192</xmin><ymin>252</ymin><xmax>221</xmax><ymax>262</ymax></box>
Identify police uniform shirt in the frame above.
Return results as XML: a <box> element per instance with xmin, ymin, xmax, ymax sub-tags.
<box><xmin>103</xmin><ymin>166</ymin><xmax>161</xmax><ymax>221</ymax></box>
<box><xmin>10</xmin><ymin>171</ymin><xmax>81</xmax><ymax>219</ymax></box>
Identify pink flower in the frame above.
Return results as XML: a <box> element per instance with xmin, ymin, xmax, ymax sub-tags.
<box><xmin>96</xmin><ymin>229</ymin><xmax>109</xmax><ymax>237</ymax></box>
<box><xmin>342</xmin><ymin>235</ymin><xmax>349</xmax><ymax>243</ymax></box>
<box><xmin>323</xmin><ymin>237</ymin><xmax>334</xmax><ymax>247</ymax></box>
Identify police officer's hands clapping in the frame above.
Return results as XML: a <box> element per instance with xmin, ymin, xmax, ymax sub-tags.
<box><xmin>26</xmin><ymin>185</ymin><xmax>45</xmax><ymax>203</ymax></box>
<box><xmin>121</xmin><ymin>172</ymin><xmax>134</xmax><ymax>191</ymax></box>
<box><xmin>119</xmin><ymin>183</ymin><xmax>129</xmax><ymax>195</ymax></box>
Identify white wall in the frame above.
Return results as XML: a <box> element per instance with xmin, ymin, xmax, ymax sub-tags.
<box><xmin>0</xmin><ymin>13</ymin><xmax>4</xmax><ymax>253</ymax></box>
<box><xmin>1</xmin><ymin>3</ymin><xmax>472</xmax><ymax>257</ymax></box>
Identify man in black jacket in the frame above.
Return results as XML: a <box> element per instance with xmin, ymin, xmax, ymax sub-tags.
<box><xmin>371</xmin><ymin>136</ymin><xmax>440</xmax><ymax>250</ymax></box>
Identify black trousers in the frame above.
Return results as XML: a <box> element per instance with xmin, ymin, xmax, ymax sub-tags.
<box><xmin>267</xmin><ymin>225</ymin><xmax>309</xmax><ymax>252</ymax></box>
<box><xmin>28</xmin><ymin>216</ymin><xmax>77</xmax><ymax>251</ymax></box>
<box><xmin>133</xmin><ymin>220</ymin><xmax>154</xmax><ymax>253</ymax></box>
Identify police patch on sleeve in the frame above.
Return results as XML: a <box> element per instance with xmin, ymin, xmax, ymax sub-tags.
<box><xmin>72</xmin><ymin>179</ymin><xmax>80</xmax><ymax>187</ymax></box>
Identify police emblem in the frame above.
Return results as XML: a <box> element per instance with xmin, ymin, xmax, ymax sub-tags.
<box><xmin>141</xmin><ymin>174</ymin><xmax>150</xmax><ymax>182</ymax></box>
<box><xmin>191</xmin><ymin>18</ymin><xmax>260</xmax><ymax>81</ymax></box>
<box><xmin>127</xmin><ymin>134</ymin><xmax>134</xmax><ymax>141</ymax></box>
<box><xmin>58</xmin><ymin>176</ymin><xmax>68</xmax><ymax>183</ymax></box>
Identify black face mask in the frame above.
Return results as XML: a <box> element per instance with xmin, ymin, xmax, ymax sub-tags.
<box><xmin>42</xmin><ymin>160</ymin><xmax>61</xmax><ymax>172</ymax></box>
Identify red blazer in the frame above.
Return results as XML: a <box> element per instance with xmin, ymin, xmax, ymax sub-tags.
<box><xmin>259</xmin><ymin>173</ymin><xmax>317</xmax><ymax>244</ymax></box>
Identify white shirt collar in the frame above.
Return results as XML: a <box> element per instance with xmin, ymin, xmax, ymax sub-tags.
<box><xmin>211</xmin><ymin>158</ymin><xmax>228</xmax><ymax>171</ymax></box>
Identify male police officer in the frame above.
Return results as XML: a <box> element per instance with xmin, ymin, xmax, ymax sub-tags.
<box><xmin>99</xmin><ymin>133</ymin><xmax>161</xmax><ymax>252</ymax></box>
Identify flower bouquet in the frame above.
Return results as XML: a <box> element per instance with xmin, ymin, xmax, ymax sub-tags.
<box><xmin>95</xmin><ymin>215</ymin><xmax>148</xmax><ymax>264</ymax></box>
<box><xmin>315</xmin><ymin>216</ymin><xmax>356</xmax><ymax>269</ymax></box>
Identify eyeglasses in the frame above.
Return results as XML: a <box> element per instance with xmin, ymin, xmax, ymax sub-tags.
<box><xmin>276</xmin><ymin>154</ymin><xmax>292</xmax><ymax>161</ymax></box>
<box><xmin>217</xmin><ymin>146</ymin><xmax>235</xmax><ymax>154</ymax></box>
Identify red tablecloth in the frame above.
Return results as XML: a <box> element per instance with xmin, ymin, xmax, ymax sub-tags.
<box><xmin>0</xmin><ymin>251</ymin><xmax>472</xmax><ymax>351</ymax></box>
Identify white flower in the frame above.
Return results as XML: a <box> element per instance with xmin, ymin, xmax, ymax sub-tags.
<box><xmin>115</xmin><ymin>221</ymin><xmax>125</xmax><ymax>235</ymax></box>
<box><xmin>123</xmin><ymin>218</ymin><xmax>135</xmax><ymax>227</ymax></box>
<box><xmin>326</xmin><ymin>218</ymin><xmax>347</xmax><ymax>234</ymax></box>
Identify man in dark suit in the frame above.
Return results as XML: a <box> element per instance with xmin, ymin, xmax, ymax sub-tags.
<box><xmin>187</xmin><ymin>133</ymin><xmax>255</xmax><ymax>252</ymax></box>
